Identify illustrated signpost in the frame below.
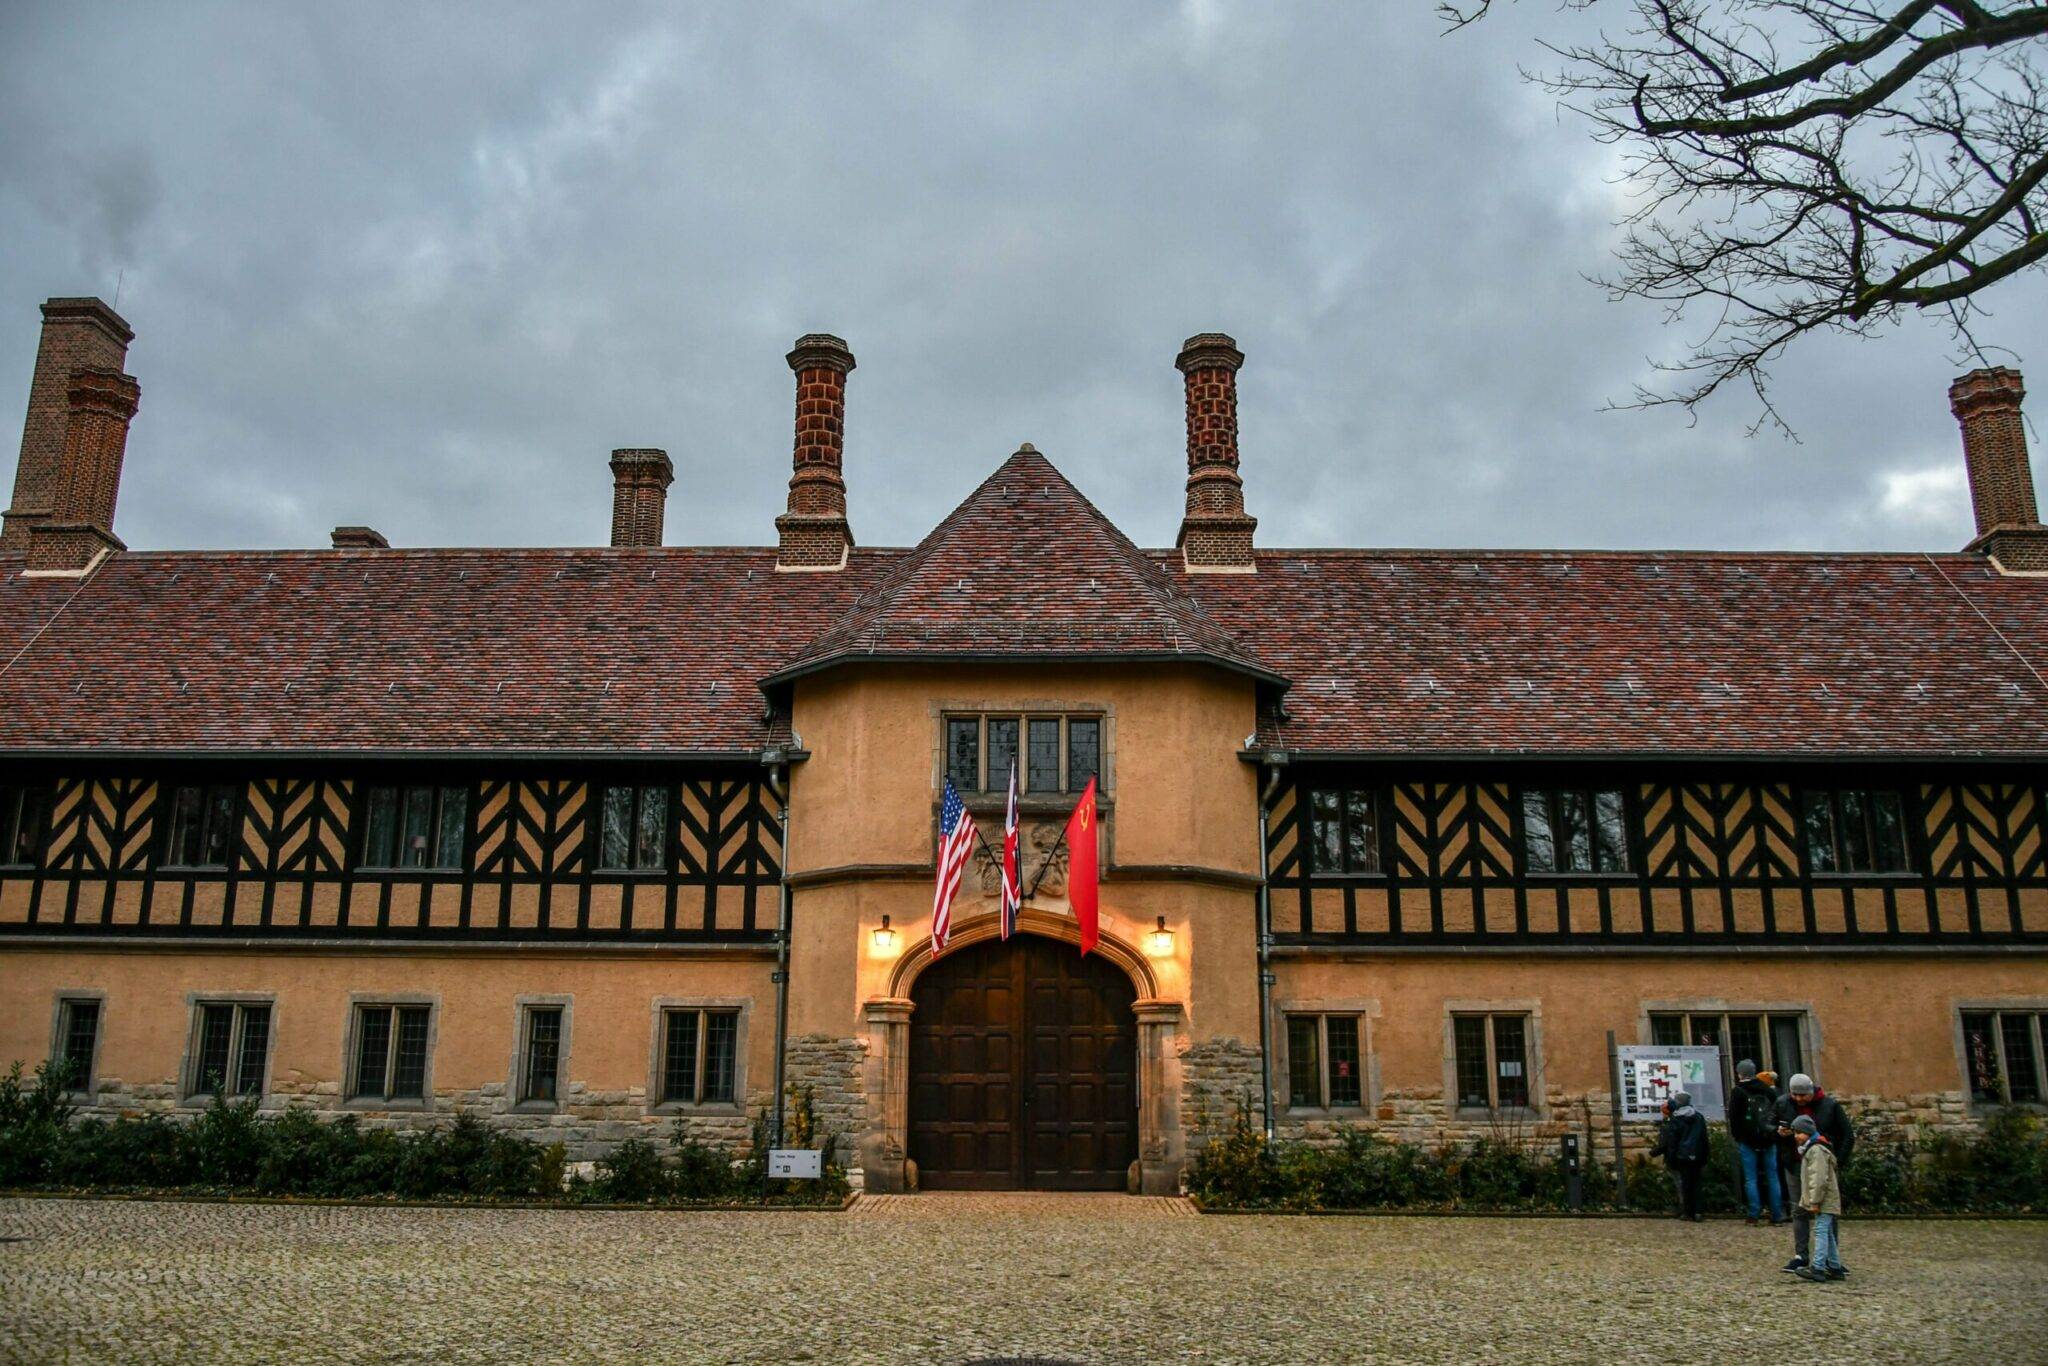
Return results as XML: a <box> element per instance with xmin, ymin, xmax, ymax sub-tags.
<box><xmin>767</xmin><ymin>1148</ymin><xmax>822</xmax><ymax>1180</ymax></box>
<box><xmin>1607</xmin><ymin>1033</ymin><xmax>1726</xmax><ymax>1208</ymax></box>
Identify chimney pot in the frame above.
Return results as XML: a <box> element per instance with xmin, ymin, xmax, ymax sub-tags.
<box><xmin>1174</xmin><ymin>332</ymin><xmax>1256</xmax><ymax>573</ymax></box>
<box><xmin>608</xmin><ymin>447</ymin><xmax>673</xmax><ymax>548</ymax></box>
<box><xmin>331</xmin><ymin>525</ymin><xmax>390</xmax><ymax>550</ymax></box>
<box><xmin>776</xmin><ymin>333</ymin><xmax>855</xmax><ymax>570</ymax></box>
<box><xmin>5</xmin><ymin>296</ymin><xmax>133</xmax><ymax>551</ymax></box>
<box><xmin>1950</xmin><ymin>366</ymin><xmax>2048</xmax><ymax>571</ymax></box>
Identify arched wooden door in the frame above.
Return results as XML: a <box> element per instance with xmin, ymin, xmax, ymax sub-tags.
<box><xmin>908</xmin><ymin>933</ymin><xmax>1138</xmax><ymax>1190</ymax></box>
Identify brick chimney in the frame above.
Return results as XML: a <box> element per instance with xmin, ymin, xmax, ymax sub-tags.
<box><xmin>1175</xmin><ymin>333</ymin><xmax>1257</xmax><ymax>572</ymax></box>
<box><xmin>608</xmin><ymin>447</ymin><xmax>672</xmax><ymax>548</ymax></box>
<box><xmin>24</xmin><ymin>367</ymin><xmax>141</xmax><ymax>573</ymax></box>
<box><xmin>775</xmin><ymin>334</ymin><xmax>855</xmax><ymax>570</ymax></box>
<box><xmin>4</xmin><ymin>297</ymin><xmax>133</xmax><ymax>551</ymax></box>
<box><xmin>331</xmin><ymin>525</ymin><xmax>390</xmax><ymax>550</ymax></box>
<box><xmin>1950</xmin><ymin>366</ymin><xmax>2048</xmax><ymax>572</ymax></box>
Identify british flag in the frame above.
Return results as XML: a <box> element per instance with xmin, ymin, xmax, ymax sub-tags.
<box><xmin>1000</xmin><ymin>760</ymin><xmax>1021</xmax><ymax>938</ymax></box>
<box><xmin>931</xmin><ymin>778</ymin><xmax>977</xmax><ymax>953</ymax></box>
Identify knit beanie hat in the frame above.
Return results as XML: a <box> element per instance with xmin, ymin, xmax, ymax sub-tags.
<box><xmin>1736</xmin><ymin>1059</ymin><xmax>1758</xmax><ymax>1080</ymax></box>
<box><xmin>1790</xmin><ymin>1115</ymin><xmax>1818</xmax><ymax>1136</ymax></box>
<box><xmin>1671</xmin><ymin>1091</ymin><xmax>1692</xmax><ymax>1109</ymax></box>
<box><xmin>1788</xmin><ymin>1073</ymin><xmax>1816</xmax><ymax>1096</ymax></box>
<box><xmin>1756</xmin><ymin>1070</ymin><xmax>1777</xmax><ymax>1087</ymax></box>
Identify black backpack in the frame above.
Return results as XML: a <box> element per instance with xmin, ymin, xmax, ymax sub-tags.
<box><xmin>1744</xmin><ymin>1087</ymin><xmax>1780</xmax><ymax>1143</ymax></box>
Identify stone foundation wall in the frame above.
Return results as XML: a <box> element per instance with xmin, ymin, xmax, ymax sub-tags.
<box><xmin>782</xmin><ymin>1034</ymin><xmax>868</xmax><ymax>1176</ymax></box>
<box><xmin>1178</xmin><ymin>1037</ymin><xmax>1264</xmax><ymax>1154</ymax></box>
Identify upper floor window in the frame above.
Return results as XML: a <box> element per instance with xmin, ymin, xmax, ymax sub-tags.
<box><xmin>1452</xmin><ymin>1012</ymin><xmax>1531</xmax><ymax>1110</ymax></box>
<box><xmin>944</xmin><ymin>714</ymin><xmax>1101</xmax><ymax>795</ymax></box>
<box><xmin>1307</xmin><ymin>786</ymin><xmax>1381</xmax><ymax>875</ymax></box>
<box><xmin>1521</xmin><ymin>787</ymin><xmax>1629</xmax><ymax>874</ymax></box>
<box><xmin>1962</xmin><ymin>1010</ymin><xmax>2045</xmax><ymax>1106</ymax></box>
<box><xmin>1286</xmin><ymin>1013</ymin><xmax>1365</xmax><ymax>1109</ymax></box>
<box><xmin>55</xmin><ymin>996</ymin><xmax>101</xmax><ymax>1095</ymax></box>
<box><xmin>357</xmin><ymin>785</ymin><xmax>468</xmax><ymax>870</ymax></box>
<box><xmin>597</xmin><ymin>784</ymin><xmax>668</xmax><ymax>871</ymax></box>
<box><xmin>1</xmin><ymin>782</ymin><xmax>48</xmax><ymax>867</ymax></box>
<box><xmin>351</xmin><ymin>1003</ymin><xmax>431</xmax><ymax>1102</ymax></box>
<box><xmin>189</xmin><ymin>1001</ymin><xmax>272</xmax><ymax>1099</ymax></box>
<box><xmin>163</xmin><ymin>783</ymin><xmax>238</xmax><ymax>868</ymax></box>
<box><xmin>1802</xmin><ymin>788</ymin><xmax>1909</xmax><ymax>874</ymax></box>
<box><xmin>1651</xmin><ymin>1010</ymin><xmax>1807</xmax><ymax>1090</ymax></box>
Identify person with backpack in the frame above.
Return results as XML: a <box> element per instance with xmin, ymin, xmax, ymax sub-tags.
<box><xmin>1649</xmin><ymin>1090</ymin><xmax>1709</xmax><ymax>1222</ymax></box>
<box><xmin>1728</xmin><ymin>1059</ymin><xmax>1787</xmax><ymax>1226</ymax></box>
<box><xmin>1775</xmin><ymin>1073</ymin><xmax>1855</xmax><ymax>1275</ymax></box>
<box><xmin>1788</xmin><ymin>1114</ymin><xmax>1846</xmax><ymax>1282</ymax></box>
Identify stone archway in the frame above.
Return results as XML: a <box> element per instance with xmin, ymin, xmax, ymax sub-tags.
<box><xmin>861</xmin><ymin>910</ymin><xmax>1185</xmax><ymax>1195</ymax></box>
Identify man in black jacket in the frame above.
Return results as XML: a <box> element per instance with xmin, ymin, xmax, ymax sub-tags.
<box><xmin>1650</xmin><ymin>1091</ymin><xmax>1710</xmax><ymax>1222</ymax></box>
<box><xmin>1728</xmin><ymin>1060</ymin><xmax>1787</xmax><ymax>1225</ymax></box>
<box><xmin>1776</xmin><ymin>1073</ymin><xmax>1854</xmax><ymax>1273</ymax></box>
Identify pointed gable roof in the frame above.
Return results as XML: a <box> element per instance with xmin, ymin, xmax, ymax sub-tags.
<box><xmin>762</xmin><ymin>448</ymin><xmax>1284</xmax><ymax>688</ymax></box>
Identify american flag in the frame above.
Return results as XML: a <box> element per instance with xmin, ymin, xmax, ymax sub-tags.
<box><xmin>1000</xmin><ymin>760</ymin><xmax>1021</xmax><ymax>939</ymax></box>
<box><xmin>931</xmin><ymin>778</ymin><xmax>977</xmax><ymax>953</ymax></box>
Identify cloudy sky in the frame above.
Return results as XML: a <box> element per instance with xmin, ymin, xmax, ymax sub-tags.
<box><xmin>2</xmin><ymin>2</ymin><xmax>2041</xmax><ymax>555</ymax></box>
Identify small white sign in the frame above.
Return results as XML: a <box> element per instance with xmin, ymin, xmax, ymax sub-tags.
<box><xmin>767</xmin><ymin>1148</ymin><xmax>822</xmax><ymax>1180</ymax></box>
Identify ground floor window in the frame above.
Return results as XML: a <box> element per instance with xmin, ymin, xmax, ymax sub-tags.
<box><xmin>1286</xmin><ymin>1013</ymin><xmax>1365</xmax><ymax>1109</ymax></box>
<box><xmin>189</xmin><ymin>1002</ymin><xmax>272</xmax><ymax>1098</ymax></box>
<box><xmin>55</xmin><ymin>997</ymin><xmax>101</xmax><ymax>1094</ymax></box>
<box><xmin>351</xmin><ymin>1004</ymin><xmax>431</xmax><ymax>1101</ymax></box>
<box><xmin>1650</xmin><ymin>1010</ymin><xmax>1807</xmax><ymax>1090</ymax></box>
<box><xmin>660</xmin><ymin>1007</ymin><xmax>739</xmax><ymax>1105</ymax></box>
<box><xmin>1452</xmin><ymin>1013</ymin><xmax>1530</xmax><ymax>1110</ymax></box>
<box><xmin>1962</xmin><ymin>1010</ymin><xmax>2046</xmax><ymax>1106</ymax></box>
<box><xmin>519</xmin><ymin>1005</ymin><xmax>564</xmax><ymax>1104</ymax></box>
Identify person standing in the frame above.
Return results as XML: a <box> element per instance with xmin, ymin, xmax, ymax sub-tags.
<box><xmin>1728</xmin><ymin>1060</ymin><xmax>1787</xmax><ymax>1225</ymax></box>
<box><xmin>1650</xmin><ymin>1090</ymin><xmax>1709</xmax><ymax>1222</ymax></box>
<box><xmin>1788</xmin><ymin>1115</ymin><xmax>1846</xmax><ymax>1281</ymax></box>
<box><xmin>1776</xmin><ymin>1073</ymin><xmax>1854</xmax><ymax>1274</ymax></box>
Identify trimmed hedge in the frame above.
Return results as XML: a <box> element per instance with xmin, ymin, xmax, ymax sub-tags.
<box><xmin>1187</xmin><ymin>1097</ymin><xmax>2048</xmax><ymax>1214</ymax></box>
<box><xmin>0</xmin><ymin>1060</ymin><xmax>847</xmax><ymax>1206</ymax></box>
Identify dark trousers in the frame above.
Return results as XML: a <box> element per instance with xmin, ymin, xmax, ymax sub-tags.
<box><xmin>1671</xmin><ymin>1160</ymin><xmax>1705</xmax><ymax>1219</ymax></box>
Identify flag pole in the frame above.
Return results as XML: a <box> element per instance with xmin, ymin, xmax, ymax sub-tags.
<box><xmin>1025</xmin><ymin>820</ymin><xmax>1071</xmax><ymax>901</ymax></box>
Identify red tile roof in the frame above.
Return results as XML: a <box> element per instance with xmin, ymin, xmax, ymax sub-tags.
<box><xmin>1176</xmin><ymin>549</ymin><xmax>2048</xmax><ymax>757</ymax></box>
<box><xmin>3</xmin><ymin>452</ymin><xmax>2046</xmax><ymax>759</ymax></box>
<box><xmin>763</xmin><ymin>449</ymin><xmax>1282</xmax><ymax>687</ymax></box>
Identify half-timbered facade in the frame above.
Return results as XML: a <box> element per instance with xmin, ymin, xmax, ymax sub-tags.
<box><xmin>3</xmin><ymin>300</ymin><xmax>2044</xmax><ymax>1192</ymax></box>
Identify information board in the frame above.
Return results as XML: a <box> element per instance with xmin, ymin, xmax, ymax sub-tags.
<box><xmin>1615</xmin><ymin>1044</ymin><xmax>1725</xmax><ymax>1121</ymax></box>
<box><xmin>767</xmin><ymin>1148</ymin><xmax>822</xmax><ymax>1180</ymax></box>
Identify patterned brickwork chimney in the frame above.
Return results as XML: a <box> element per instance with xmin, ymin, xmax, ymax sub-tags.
<box><xmin>1174</xmin><ymin>333</ymin><xmax>1257</xmax><ymax>572</ymax></box>
<box><xmin>4</xmin><ymin>297</ymin><xmax>133</xmax><ymax>551</ymax></box>
<box><xmin>1950</xmin><ymin>366</ymin><xmax>2048</xmax><ymax>572</ymax></box>
<box><xmin>331</xmin><ymin>525</ymin><xmax>390</xmax><ymax>550</ymax></box>
<box><xmin>24</xmin><ymin>367</ymin><xmax>140</xmax><ymax>573</ymax></box>
<box><xmin>609</xmin><ymin>447</ymin><xmax>673</xmax><ymax>548</ymax></box>
<box><xmin>775</xmin><ymin>333</ymin><xmax>855</xmax><ymax>570</ymax></box>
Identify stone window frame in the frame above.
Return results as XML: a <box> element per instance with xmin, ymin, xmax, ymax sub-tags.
<box><xmin>1442</xmin><ymin>998</ymin><xmax>1546</xmax><ymax>1119</ymax></box>
<box><xmin>177</xmin><ymin>990</ymin><xmax>277</xmax><ymax>1108</ymax></box>
<box><xmin>929</xmin><ymin>698</ymin><xmax>1118</xmax><ymax>806</ymax></box>
<box><xmin>1637</xmin><ymin>998</ymin><xmax>1823</xmax><ymax>1092</ymax></box>
<box><xmin>509</xmin><ymin>994</ymin><xmax>573</xmax><ymax>1113</ymax></box>
<box><xmin>1952</xmin><ymin>997</ymin><xmax>2048</xmax><ymax>1113</ymax></box>
<box><xmin>647</xmin><ymin>996</ymin><xmax>750</xmax><ymax>1116</ymax></box>
<box><xmin>1275</xmin><ymin>996</ymin><xmax>1381</xmax><ymax>1117</ymax></box>
<box><xmin>341</xmin><ymin>991</ymin><xmax>439</xmax><ymax>1112</ymax></box>
<box><xmin>47</xmin><ymin>988</ymin><xmax>107</xmax><ymax>1103</ymax></box>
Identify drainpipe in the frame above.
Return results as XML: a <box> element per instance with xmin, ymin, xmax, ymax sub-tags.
<box><xmin>1255</xmin><ymin>753</ymin><xmax>1287</xmax><ymax>1143</ymax></box>
<box><xmin>763</xmin><ymin>753</ymin><xmax>792</xmax><ymax>1152</ymax></box>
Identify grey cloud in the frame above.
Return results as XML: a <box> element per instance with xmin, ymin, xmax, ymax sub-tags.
<box><xmin>1</xmin><ymin>1</ymin><xmax>2041</xmax><ymax>556</ymax></box>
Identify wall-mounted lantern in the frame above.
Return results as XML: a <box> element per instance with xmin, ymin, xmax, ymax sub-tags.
<box><xmin>872</xmin><ymin>914</ymin><xmax>900</xmax><ymax>955</ymax></box>
<box><xmin>1144</xmin><ymin>915</ymin><xmax>1175</xmax><ymax>957</ymax></box>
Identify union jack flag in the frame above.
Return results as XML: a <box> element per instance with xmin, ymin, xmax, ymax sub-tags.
<box><xmin>1000</xmin><ymin>760</ymin><xmax>1021</xmax><ymax>938</ymax></box>
<box><xmin>931</xmin><ymin>778</ymin><xmax>977</xmax><ymax>953</ymax></box>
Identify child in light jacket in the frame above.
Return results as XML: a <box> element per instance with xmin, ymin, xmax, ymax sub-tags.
<box><xmin>1790</xmin><ymin>1114</ymin><xmax>1844</xmax><ymax>1281</ymax></box>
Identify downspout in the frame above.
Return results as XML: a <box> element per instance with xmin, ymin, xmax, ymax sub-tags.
<box><xmin>763</xmin><ymin>754</ymin><xmax>793</xmax><ymax>1151</ymax></box>
<box><xmin>1255</xmin><ymin>754</ymin><xmax>1286</xmax><ymax>1143</ymax></box>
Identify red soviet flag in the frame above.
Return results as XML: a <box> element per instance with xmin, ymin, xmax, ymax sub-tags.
<box><xmin>1065</xmin><ymin>777</ymin><xmax>1099</xmax><ymax>955</ymax></box>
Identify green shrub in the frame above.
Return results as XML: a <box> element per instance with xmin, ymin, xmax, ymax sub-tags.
<box><xmin>192</xmin><ymin>1094</ymin><xmax>266</xmax><ymax>1187</ymax></box>
<box><xmin>57</xmin><ymin>1114</ymin><xmax>198</xmax><ymax>1190</ymax></box>
<box><xmin>1184</xmin><ymin>1097</ymin><xmax>1279</xmax><ymax>1207</ymax></box>
<box><xmin>0</xmin><ymin>1060</ymin><xmax>76</xmax><ymax>1187</ymax></box>
<box><xmin>589</xmin><ymin>1138</ymin><xmax>669</xmax><ymax>1202</ymax></box>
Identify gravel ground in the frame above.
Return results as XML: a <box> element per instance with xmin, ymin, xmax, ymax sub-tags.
<box><xmin>2</xmin><ymin>1194</ymin><xmax>2044</xmax><ymax>1364</ymax></box>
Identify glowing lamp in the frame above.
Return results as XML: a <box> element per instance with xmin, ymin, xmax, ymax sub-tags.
<box><xmin>872</xmin><ymin>914</ymin><xmax>899</xmax><ymax>954</ymax></box>
<box><xmin>1144</xmin><ymin>915</ymin><xmax>1175</xmax><ymax>957</ymax></box>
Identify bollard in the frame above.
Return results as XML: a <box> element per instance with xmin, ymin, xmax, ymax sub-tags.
<box><xmin>1562</xmin><ymin>1132</ymin><xmax>1583</xmax><ymax>1211</ymax></box>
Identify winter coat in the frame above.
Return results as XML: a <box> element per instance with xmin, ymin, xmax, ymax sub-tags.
<box><xmin>1775</xmin><ymin>1090</ymin><xmax>1855</xmax><ymax>1168</ymax></box>
<box><xmin>1651</xmin><ymin>1106</ymin><xmax>1708</xmax><ymax>1168</ymax></box>
<box><xmin>1798</xmin><ymin>1137</ymin><xmax>1842</xmax><ymax>1215</ymax></box>
<box><xmin>1728</xmin><ymin>1078</ymin><xmax>1780</xmax><ymax>1148</ymax></box>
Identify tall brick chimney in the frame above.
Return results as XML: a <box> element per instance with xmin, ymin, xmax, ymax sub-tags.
<box><xmin>1175</xmin><ymin>333</ymin><xmax>1257</xmax><ymax>573</ymax></box>
<box><xmin>775</xmin><ymin>334</ymin><xmax>855</xmax><ymax>571</ymax></box>
<box><xmin>609</xmin><ymin>447</ymin><xmax>672</xmax><ymax>548</ymax></box>
<box><xmin>1950</xmin><ymin>366</ymin><xmax>2048</xmax><ymax>572</ymax></box>
<box><xmin>4</xmin><ymin>297</ymin><xmax>133</xmax><ymax>551</ymax></box>
<box><xmin>24</xmin><ymin>367</ymin><xmax>140</xmax><ymax>573</ymax></box>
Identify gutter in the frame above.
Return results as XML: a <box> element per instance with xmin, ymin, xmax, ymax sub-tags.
<box><xmin>762</xmin><ymin>750</ymin><xmax>794</xmax><ymax>1153</ymax></box>
<box><xmin>1254</xmin><ymin>752</ymin><xmax>1287</xmax><ymax>1143</ymax></box>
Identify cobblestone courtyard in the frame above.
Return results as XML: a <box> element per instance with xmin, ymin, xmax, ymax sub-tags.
<box><xmin>2</xmin><ymin>1195</ymin><xmax>2044</xmax><ymax>1364</ymax></box>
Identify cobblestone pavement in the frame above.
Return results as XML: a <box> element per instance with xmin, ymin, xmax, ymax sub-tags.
<box><xmin>2</xmin><ymin>1195</ymin><xmax>2044</xmax><ymax>1364</ymax></box>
